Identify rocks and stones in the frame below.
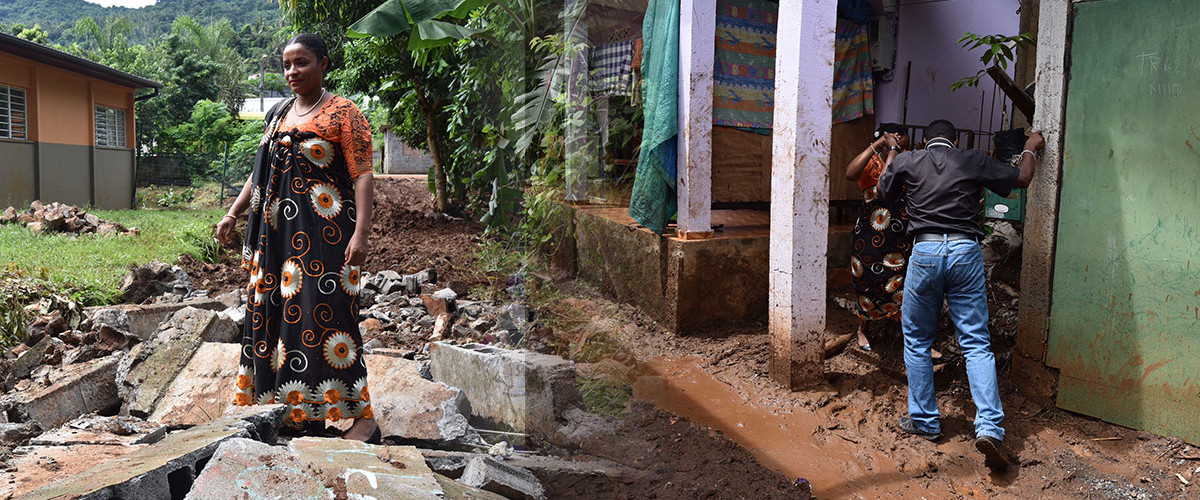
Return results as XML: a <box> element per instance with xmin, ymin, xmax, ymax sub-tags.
<box><xmin>84</xmin><ymin>298</ymin><xmax>225</xmax><ymax>341</ymax></box>
<box><xmin>0</xmin><ymin>201</ymin><xmax>132</xmax><ymax>236</ymax></box>
<box><xmin>28</xmin><ymin>415</ymin><xmax>166</xmax><ymax>447</ymax></box>
<box><xmin>431</xmin><ymin>313</ymin><xmax>453</xmax><ymax>341</ymax></box>
<box><xmin>422</xmin><ymin>287</ymin><xmax>458</xmax><ymax>316</ymax></box>
<box><xmin>0</xmin><ymin>423</ymin><xmax>41</xmax><ymax>448</ymax></box>
<box><xmin>13</xmin><ymin>336</ymin><xmax>63</xmax><ymax>380</ymax></box>
<box><xmin>17</xmin><ymin>405</ymin><xmax>285</xmax><ymax>500</ymax></box>
<box><xmin>25</xmin><ymin>311</ymin><xmax>67</xmax><ymax>346</ymax></box>
<box><xmin>118</xmin><ymin>260</ymin><xmax>194</xmax><ymax>304</ymax></box>
<box><xmin>459</xmin><ymin>456</ymin><xmax>547</xmax><ymax>500</ymax></box>
<box><xmin>429</xmin><ymin>343</ymin><xmax>582</xmax><ymax>444</ymax></box>
<box><xmin>117</xmin><ymin>307</ymin><xmax>233</xmax><ymax>418</ymax></box>
<box><xmin>187</xmin><ymin>437</ymin><xmax>505</xmax><ymax>500</ymax></box>
<box><xmin>364</xmin><ymin>355</ymin><xmax>476</xmax><ymax>445</ymax></box>
<box><xmin>147</xmin><ymin>342</ymin><xmax>240</xmax><ymax>427</ymax></box>
<box><xmin>2</xmin><ymin>354</ymin><xmax>122</xmax><ymax>429</ymax></box>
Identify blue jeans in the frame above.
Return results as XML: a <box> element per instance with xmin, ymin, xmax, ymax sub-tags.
<box><xmin>902</xmin><ymin>238</ymin><xmax>1004</xmax><ymax>441</ymax></box>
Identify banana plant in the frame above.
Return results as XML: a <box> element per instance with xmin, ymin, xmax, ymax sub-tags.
<box><xmin>346</xmin><ymin>0</ymin><xmax>494</xmax><ymax>49</ymax></box>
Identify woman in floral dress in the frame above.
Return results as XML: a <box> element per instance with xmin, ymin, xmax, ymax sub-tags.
<box><xmin>217</xmin><ymin>34</ymin><xmax>377</xmax><ymax>442</ymax></box>
<box><xmin>844</xmin><ymin>123</ymin><xmax>909</xmax><ymax>352</ymax></box>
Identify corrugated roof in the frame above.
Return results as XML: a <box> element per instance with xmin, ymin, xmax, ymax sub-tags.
<box><xmin>0</xmin><ymin>32</ymin><xmax>161</xmax><ymax>89</ymax></box>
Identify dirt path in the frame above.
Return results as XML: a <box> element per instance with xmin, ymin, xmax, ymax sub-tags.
<box><xmin>550</xmin><ymin>281</ymin><xmax>1194</xmax><ymax>499</ymax></box>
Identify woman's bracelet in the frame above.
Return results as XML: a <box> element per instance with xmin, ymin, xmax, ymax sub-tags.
<box><xmin>222</xmin><ymin>214</ymin><xmax>237</xmax><ymax>221</ymax></box>
<box><xmin>1021</xmin><ymin>149</ymin><xmax>1037</xmax><ymax>159</ymax></box>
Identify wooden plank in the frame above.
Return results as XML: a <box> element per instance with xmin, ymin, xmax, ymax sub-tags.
<box><xmin>676</xmin><ymin>0</ymin><xmax>716</xmax><ymax>237</ymax></box>
<box><xmin>768</xmin><ymin>0</ymin><xmax>836</xmax><ymax>390</ymax></box>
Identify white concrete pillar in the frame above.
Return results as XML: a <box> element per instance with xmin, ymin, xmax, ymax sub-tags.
<box><xmin>1016</xmin><ymin>0</ymin><xmax>1070</xmax><ymax>361</ymax></box>
<box><xmin>564</xmin><ymin>0</ymin><xmax>590</xmax><ymax>203</ymax></box>
<box><xmin>768</xmin><ymin>0</ymin><xmax>836</xmax><ymax>389</ymax></box>
<box><xmin>675</xmin><ymin>0</ymin><xmax>716</xmax><ymax>239</ymax></box>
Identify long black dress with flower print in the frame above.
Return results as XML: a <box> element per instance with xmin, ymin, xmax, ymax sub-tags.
<box><xmin>233</xmin><ymin>95</ymin><xmax>374</xmax><ymax>429</ymax></box>
<box><xmin>851</xmin><ymin>154</ymin><xmax>910</xmax><ymax>321</ymax></box>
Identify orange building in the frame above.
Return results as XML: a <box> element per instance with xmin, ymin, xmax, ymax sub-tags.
<box><xmin>0</xmin><ymin>32</ymin><xmax>160</xmax><ymax>210</ymax></box>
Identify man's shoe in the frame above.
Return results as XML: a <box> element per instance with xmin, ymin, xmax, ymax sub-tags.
<box><xmin>897</xmin><ymin>416</ymin><xmax>941</xmax><ymax>441</ymax></box>
<box><xmin>975</xmin><ymin>436</ymin><xmax>1014</xmax><ymax>470</ymax></box>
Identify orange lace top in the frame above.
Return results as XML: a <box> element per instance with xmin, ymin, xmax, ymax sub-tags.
<box><xmin>282</xmin><ymin>94</ymin><xmax>374</xmax><ymax>179</ymax></box>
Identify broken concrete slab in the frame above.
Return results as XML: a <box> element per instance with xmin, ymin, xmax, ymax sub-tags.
<box><xmin>429</xmin><ymin>343</ymin><xmax>582</xmax><ymax>443</ymax></box>
<box><xmin>0</xmin><ymin>422</ymin><xmax>40</xmax><ymax>448</ymax></box>
<box><xmin>459</xmin><ymin>456</ymin><xmax>547</xmax><ymax>500</ymax></box>
<box><xmin>29</xmin><ymin>415</ymin><xmax>167</xmax><ymax>447</ymax></box>
<box><xmin>186</xmin><ymin>437</ymin><xmax>506</xmax><ymax>500</ymax></box>
<box><xmin>147</xmin><ymin>342</ymin><xmax>239</xmax><ymax>427</ymax></box>
<box><xmin>3</xmin><ymin>354</ymin><xmax>121</xmax><ymax>429</ymax></box>
<box><xmin>118</xmin><ymin>260</ymin><xmax>191</xmax><ymax>304</ymax></box>
<box><xmin>0</xmin><ymin>443</ymin><xmax>149</xmax><ymax>499</ymax></box>
<box><xmin>20</xmin><ymin>404</ymin><xmax>285</xmax><ymax>500</ymax></box>
<box><xmin>12</xmin><ymin>336</ymin><xmax>60</xmax><ymax>380</ymax></box>
<box><xmin>84</xmin><ymin>298</ymin><xmax>224</xmax><ymax>341</ymax></box>
<box><xmin>421</xmin><ymin>448</ymin><xmax>644</xmax><ymax>483</ymax></box>
<box><xmin>364</xmin><ymin>354</ymin><xmax>475</xmax><ymax>445</ymax></box>
<box><xmin>118</xmin><ymin>307</ymin><xmax>232</xmax><ymax>418</ymax></box>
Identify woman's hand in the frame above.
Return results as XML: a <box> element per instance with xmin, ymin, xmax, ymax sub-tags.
<box><xmin>883</xmin><ymin>132</ymin><xmax>901</xmax><ymax>149</ymax></box>
<box><xmin>216</xmin><ymin>215</ymin><xmax>238</xmax><ymax>247</ymax></box>
<box><xmin>345</xmin><ymin>233</ymin><xmax>368</xmax><ymax>266</ymax></box>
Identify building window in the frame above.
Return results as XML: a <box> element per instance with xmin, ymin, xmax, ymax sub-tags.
<box><xmin>95</xmin><ymin>105</ymin><xmax>127</xmax><ymax>148</ymax></box>
<box><xmin>0</xmin><ymin>85</ymin><xmax>27</xmax><ymax>140</ymax></box>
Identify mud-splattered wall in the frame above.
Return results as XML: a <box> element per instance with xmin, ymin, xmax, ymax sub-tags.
<box><xmin>1048</xmin><ymin>0</ymin><xmax>1200</xmax><ymax>445</ymax></box>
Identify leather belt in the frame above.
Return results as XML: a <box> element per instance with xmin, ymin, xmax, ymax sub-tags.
<box><xmin>914</xmin><ymin>233</ymin><xmax>977</xmax><ymax>243</ymax></box>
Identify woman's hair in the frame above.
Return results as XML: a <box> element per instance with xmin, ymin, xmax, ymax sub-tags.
<box><xmin>874</xmin><ymin>122</ymin><xmax>904</xmax><ymax>139</ymax></box>
<box><xmin>286</xmin><ymin>33</ymin><xmax>331</xmax><ymax>70</ymax></box>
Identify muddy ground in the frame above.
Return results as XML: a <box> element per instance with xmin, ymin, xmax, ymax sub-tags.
<box><xmin>188</xmin><ymin>177</ymin><xmax>1197</xmax><ymax>499</ymax></box>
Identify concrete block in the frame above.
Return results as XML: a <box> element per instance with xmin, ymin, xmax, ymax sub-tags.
<box><xmin>20</xmin><ymin>404</ymin><xmax>285</xmax><ymax>500</ymax></box>
<box><xmin>0</xmin><ymin>422</ymin><xmax>40</xmax><ymax>447</ymax></box>
<box><xmin>3</xmin><ymin>354</ymin><xmax>121</xmax><ymax>429</ymax></box>
<box><xmin>147</xmin><ymin>342</ymin><xmax>240</xmax><ymax>426</ymax></box>
<box><xmin>0</xmin><ymin>443</ymin><xmax>148</xmax><ymax>499</ymax></box>
<box><xmin>117</xmin><ymin>307</ymin><xmax>222</xmax><ymax>418</ymax></box>
<box><xmin>458</xmin><ymin>456</ymin><xmax>547</xmax><ymax>500</ymax></box>
<box><xmin>421</xmin><ymin>449</ymin><xmax>643</xmax><ymax>483</ymax></box>
<box><xmin>84</xmin><ymin>299</ymin><xmax>224</xmax><ymax>341</ymax></box>
<box><xmin>29</xmin><ymin>415</ymin><xmax>166</xmax><ymax>446</ymax></box>
<box><xmin>187</xmin><ymin>437</ymin><xmax>505</xmax><ymax>500</ymax></box>
<box><xmin>364</xmin><ymin>354</ymin><xmax>475</xmax><ymax>444</ymax></box>
<box><xmin>429</xmin><ymin>343</ymin><xmax>581</xmax><ymax>442</ymax></box>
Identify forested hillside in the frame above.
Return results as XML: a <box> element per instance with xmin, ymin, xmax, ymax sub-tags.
<box><xmin>0</xmin><ymin>0</ymin><xmax>280</xmax><ymax>44</ymax></box>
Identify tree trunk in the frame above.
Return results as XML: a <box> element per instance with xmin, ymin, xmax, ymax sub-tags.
<box><xmin>414</xmin><ymin>85</ymin><xmax>448</xmax><ymax>213</ymax></box>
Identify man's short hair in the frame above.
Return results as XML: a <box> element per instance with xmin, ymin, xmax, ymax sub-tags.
<box><xmin>925</xmin><ymin>119</ymin><xmax>957</xmax><ymax>141</ymax></box>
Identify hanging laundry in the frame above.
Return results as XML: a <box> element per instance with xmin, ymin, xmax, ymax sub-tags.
<box><xmin>713</xmin><ymin>0</ymin><xmax>778</xmax><ymax>130</ymax></box>
<box><xmin>832</xmin><ymin>18</ymin><xmax>875</xmax><ymax>124</ymax></box>
<box><xmin>591</xmin><ymin>40</ymin><xmax>635</xmax><ymax>97</ymax></box>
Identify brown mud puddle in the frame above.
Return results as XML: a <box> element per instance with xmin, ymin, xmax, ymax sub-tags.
<box><xmin>634</xmin><ymin>356</ymin><xmax>900</xmax><ymax>498</ymax></box>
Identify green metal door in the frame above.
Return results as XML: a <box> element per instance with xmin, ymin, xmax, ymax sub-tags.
<box><xmin>1048</xmin><ymin>0</ymin><xmax>1200</xmax><ymax>444</ymax></box>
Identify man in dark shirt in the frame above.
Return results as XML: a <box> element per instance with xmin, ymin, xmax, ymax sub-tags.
<box><xmin>877</xmin><ymin>119</ymin><xmax>1044</xmax><ymax>470</ymax></box>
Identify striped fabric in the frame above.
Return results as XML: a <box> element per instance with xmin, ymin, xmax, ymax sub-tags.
<box><xmin>832</xmin><ymin>18</ymin><xmax>875</xmax><ymax>124</ymax></box>
<box><xmin>713</xmin><ymin>0</ymin><xmax>778</xmax><ymax>129</ymax></box>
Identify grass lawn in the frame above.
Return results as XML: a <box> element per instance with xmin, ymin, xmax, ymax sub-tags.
<box><xmin>0</xmin><ymin>208</ymin><xmax>223</xmax><ymax>305</ymax></box>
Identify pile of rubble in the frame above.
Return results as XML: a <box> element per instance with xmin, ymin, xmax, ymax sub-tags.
<box><xmin>0</xmin><ymin>262</ymin><xmax>623</xmax><ymax>499</ymax></box>
<box><xmin>355</xmin><ymin>268</ymin><xmax>534</xmax><ymax>351</ymax></box>
<box><xmin>0</xmin><ymin>200</ymin><xmax>135</xmax><ymax>236</ymax></box>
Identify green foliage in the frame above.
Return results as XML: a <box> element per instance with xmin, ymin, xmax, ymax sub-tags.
<box><xmin>0</xmin><ymin>0</ymin><xmax>283</xmax><ymax>46</ymax></box>
<box><xmin>950</xmin><ymin>32</ymin><xmax>1035</xmax><ymax>92</ymax></box>
<box><xmin>0</xmin><ymin>267</ymin><xmax>85</xmax><ymax>348</ymax></box>
<box><xmin>576</xmin><ymin>375</ymin><xmax>632</xmax><ymax>417</ymax></box>
<box><xmin>0</xmin><ymin>208</ymin><xmax>224</xmax><ymax>306</ymax></box>
<box><xmin>155</xmin><ymin>187</ymin><xmax>197</xmax><ymax>208</ymax></box>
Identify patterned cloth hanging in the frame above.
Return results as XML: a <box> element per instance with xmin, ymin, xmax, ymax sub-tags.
<box><xmin>591</xmin><ymin>40</ymin><xmax>636</xmax><ymax>97</ymax></box>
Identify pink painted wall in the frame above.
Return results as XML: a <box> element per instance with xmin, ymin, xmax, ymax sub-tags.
<box><xmin>873</xmin><ymin>0</ymin><xmax>1021</xmax><ymax>144</ymax></box>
